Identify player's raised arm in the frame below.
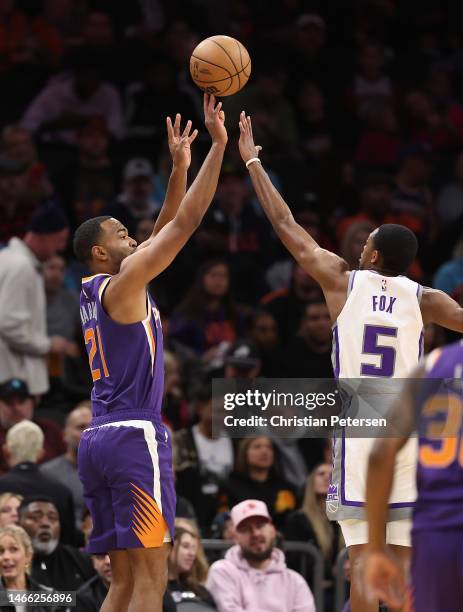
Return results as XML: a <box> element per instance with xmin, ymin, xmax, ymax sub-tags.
<box><xmin>109</xmin><ymin>94</ymin><xmax>226</xmax><ymax>295</ymax></box>
<box><xmin>238</xmin><ymin>112</ymin><xmax>347</xmax><ymax>289</ymax></box>
<box><xmin>421</xmin><ymin>287</ymin><xmax>463</xmax><ymax>332</ymax></box>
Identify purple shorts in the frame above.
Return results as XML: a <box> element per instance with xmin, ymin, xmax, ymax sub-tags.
<box><xmin>78</xmin><ymin>419</ymin><xmax>175</xmax><ymax>553</ymax></box>
<box><xmin>410</xmin><ymin>529</ymin><xmax>463</xmax><ymax>612</ymax></box>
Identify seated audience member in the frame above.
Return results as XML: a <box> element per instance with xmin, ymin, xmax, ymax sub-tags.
<box><xmin>248</xmin><ymin>311</ymin><xmax>284</xmax><ymax>378</ymax></box>
<box><xmin>73</xmin><ymin>552</ymin><xmax>177</xmax><ymax>612</ymax></box>
<box><xmin>284</xmin><ymin>299</ymin><xmax>333</xmax><ymax>378</ymax></box>
<box><xmin>20</xmin><ymin>47</ymin><xmax>125</xmax><ymax>145</ymax></box>
<box><xmin>174</xmin><ymin>384</ymin><xmax>233</xmax><ymax>531</ymax></box>
<box><xmin>41</xmin><ymin>402</ymin><xmax>92</xmax><ymax>527</ymax></box>
<box><xmin>339</xmin><ymin>220</ymin><xmax>375</xmax><ymax>270</ymax></box>
<box><xmin>163</xmin><ymin>350</ymin><xmax>189</xmax><ymax>431</ymax></box>
<box><xmin>284</xmin><ymin>464</ymin><xmax>342</xmax><ymax>601</ymax></box>
<box><xmin>170</xmin><ymin>260</ymin><xmax>249</xmax><ymax>363</ymax></box>
<box><xmin>261</xmin><ymin>264</ymin><xmax>323</xmax><ymax>343</ymax></box>
<box><xmin>210</xmin><ymin>512</ymin><xmax>234</xmax><ymax>541</ymax></box>
<box><xmin>0</xmin><ymin>493</ymin><xmax>22</xmax><ymax>528</ymax></box>
<box><xmin>218</xmin><ymin>437</ymin><xmax>297</xmax><ymax>529</ymax></box>
<box><xmin>0</xmin><ymin>525</ymin><xmax>53</xmax><ymax>609</ymax></box>
<box><xmin>224</xmin><ymin>339</ymin><xmax>261</xmax><ymax>380</ymax></box>
<box><xmin>104</xmin><ymin>158</ymin><xmax>160</xmax><ymax>237</ymax></box>
<box><xmin>19</xmin><ymin>496</ymin><xmax>94</xmax><ymax>591</ymax></box>
<box><xmin>436</xmin><ymin>150</ymin><xmax>463</xmax><ymax>225</ymax></box>
<box><xmin>0</xmin><ymin>421</ymin><xmax>76</xmax><ymax>545</ymax></box>
<box><xmin>168</xmin><ymin>518</ymin><xmax>216</xmax><ymax>608</ymax></box>
<box><xmin>206</xmin><ymin>500</ymin><xmax>315</xmax><ymax>612</ymax></box>
<box><xmin>0</xmin><ymin>379</ymin><xmax>66</xmax><ymax>473</ymax></box>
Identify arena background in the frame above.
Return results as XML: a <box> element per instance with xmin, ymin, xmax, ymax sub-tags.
<box><xmin>0</xmin><ymin>0</ymin><xmax>462</xmax><ymax>610</ymax></box>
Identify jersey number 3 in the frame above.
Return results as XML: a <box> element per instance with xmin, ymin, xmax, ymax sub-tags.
<box><xmin>360</xmin><ymin>324</ymin><xmax>397</xmax><ymax>377</ymax></box>
<box><xmin>85</xmin><ymin>326</ymin><xmax>109</xmax><ymax>382</ymax></box>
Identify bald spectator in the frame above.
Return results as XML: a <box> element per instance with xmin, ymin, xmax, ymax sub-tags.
<box><xmin>0</xmin><ymin>202</ymin><xmax>76</xmax><ymax>396</ymax></box>
<box><xmin>0</xmin><ymin>378</ymin><xmax>66</xmax><ymax>473</ymax></box>
<box><xmin>0</xmin><ymin>420</ymin><xmax>76</xmax><ymax>545</ymax></box>
<box><xmin>41</xmin><ymin>402</ymin><xmax>91</xmax><ymax>527</ymax></box>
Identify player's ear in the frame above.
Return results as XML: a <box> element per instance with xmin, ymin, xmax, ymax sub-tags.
<box><xmin>91</xmin><ymin>245</ymin><xmax>107</xmax><ymax>261</ymax></box>
<box><xmin>371</xmin><ymin>249</ymin><xmax>379</xmax><ymax>264</ymax></box>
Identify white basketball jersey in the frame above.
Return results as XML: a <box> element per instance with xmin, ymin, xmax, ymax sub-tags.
<box><xmin>333</xmin><ymin>270</ymin><xmax>423</xmax><ymax>378</ymax></box>
<box><xmin>328</xmin><ymin>270</ymin><xmax>423</xmax><ymax>522</ymax></box>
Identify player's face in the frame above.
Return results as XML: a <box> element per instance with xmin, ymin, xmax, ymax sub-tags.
<box><xmin>235</xmin><ymin>517</ymin><xmax>275</xmax><ymax>560</ymax></box>
<box><xmin>100</xmin><ymin>218</ymin><xmax>137</xmax><ymax>271</ymax></box>
<box><xmin>359</xmin><ymin>231</ymin><xmax>378</xmax><ymax>270</ymax></box>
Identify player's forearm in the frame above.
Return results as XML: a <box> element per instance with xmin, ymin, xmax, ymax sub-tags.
<box><xmin>366</xmin><ymin>445</ymin><xmax>395</xmax><ymax>551</ymax></box>
<box><xmin>175</xmin><ymin>142</ymin><xmax>225</xmax><ymax>230</ymax></box>
<box><xmin>152</xmin><ymin>164</ymin><xmax>187</xmax><ymax>236</ymax></box>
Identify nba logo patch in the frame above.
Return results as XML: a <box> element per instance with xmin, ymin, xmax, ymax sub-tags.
<box><xmin>381</xmin><ymin>279</ymin><xmax>387</xmax><ymax>291</ymax></box>
<box><xmin>327</xmin><ymin>483</ymin><xmax>339</xmax><ymax>513</ymax></box>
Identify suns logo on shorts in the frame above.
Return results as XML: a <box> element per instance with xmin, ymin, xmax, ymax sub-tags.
<box><xmin>327</xmin><ymin>483</ymin><xmax>339</xmax><ymax>513</ymax></box>
<box><xmin>130</xmin><ymin>483</ymin><xmax>167</xmax><ymax>547</ymax></box>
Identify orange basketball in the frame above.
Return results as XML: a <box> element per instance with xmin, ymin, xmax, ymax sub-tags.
<box><xmin>190</xmin><ymin>35</ymin><xmax>251</xmax><ymax>97</ymax></box>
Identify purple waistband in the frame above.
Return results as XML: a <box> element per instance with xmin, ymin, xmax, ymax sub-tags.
<box><xmin>91</xmin><ymin>409</ymin><xmax>161</xmax><ymax>427</ymax></box>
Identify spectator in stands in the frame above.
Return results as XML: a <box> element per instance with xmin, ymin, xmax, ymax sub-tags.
<box><xmin>0</xmin><ymin>525</ymin><xmax>53</xmax><ymax>609</ymax></box>
<box><xmin>249</xmin><ymin>311</ymin><xmax>283</xmax><ymax>377</ymax></box>
<box><xmin>174</xmin><ymin>384</ymin><xmax>233</xmax><ymax>531</ymax></box>
<box><xmin>339</xmin><ymin>221</ymin><xmax>375</xmax><ymax>270</ymax></box>
<box><xmin>262</xmin><ymin>264</ymin><xmax>323</xmax><ymax>343</ymax></box>
<box><xmin>0</xmin><ymin>202</ymin><xmax>75</xmax><ymax>396</ymax></box>
<box><xmin>285</xmin><ymin>300</ymin><xmax>333</xmax><ymax>378</ymax></box>
<box><xmin>20</xmin><ymin>47</ymin><xmax>124</xmax><ymax>145</ymax></box>
<box><xmin>0</xmin><ymin>155</ymin><xmax>32</xmax><ymax>244</ymax></box>
<box><xmin>168</xmin><ymin>519</ymin><xmax>216</xmax><ymax>608</ymax></box>
<box><xmin>206</xmin><ymin>499</ymin><xmax>315</xmax><ymax>612</ymax></box>
<box><xmin>57</xmin><ymin>119</ymin><xmax>117</xmax><ymax>227</ymax></box>
<box><xmin>0</xmin><ymin>421</ymin><xmax>75</xmax><ymax>545</ymax></box>
<box><xmin>433</xmin><ymin>235</ymin><xmax>463</xmax><ymax>296</ymax></box>
<box><xmin>104</xmin><ymin>158</ymin><xmax>160</xmax><ymax>237</ymax></box>
<box><xmin>0</xmin><ymin>492</ymin><xmax>22</xmax><ymax>527</ymax></box>
<box><xmin>355</xmin><ymin>100</ymin><xmax>401</xmax><ymax>170</ymax></box>
<box><xmin>437</xmin><ymin>150</ymin><xmax>463</xmax><ymax>225</ymax></box>
<box><xmin>336</xmin><ymin>174</ymin><xmax>394</xmax><ymax>241</ymax></box>
<box><xmin>210</xmin><ymin>512</ymin><xmax>234</xmax><ymax>541</ymax></box>
<box><xmin>0</xmin><ymin>378</ymin><xmax>66</xmax><ymax>473</ymax></box>
<box><xmin>19</xmin><ymin>496</ymin><xmax>94</xmax><ymax>591</ymax></box>
<box><xmin>224</xmin><ymin>339</ymin><xmax>261</xmax><ymax>380</ymax></box>
<box><xmin>218</xmin><ymin>437</ymin><xmax>297</xmax><ymax>529</ymax></box>
<box><xmin>170</xmin><ymin>260</ymin><xmax>249</xmax><ymax>362</ymax></box>
<box><xmin>284</xmin><ymin>464</ymin><xmax>342</xmax><ymax>604</ymax></box>
<box><xmin>162</xmin><ymin>350</ymin><xmax>190</xmax><ymax>431</ymax></box>
<box><xmin>2</xmin><ymin>126</ymin><xmax>53</xmax><ymax>205</ymax></box>
<box><xmin>41</xmin><ymin>402</ymin><xmax>91</xmax><ymax>527</ymax></box>
<box><xmin>74</xmin><ymin>553</ymin><xmax>111</xmax><ymax>612</ymax></box>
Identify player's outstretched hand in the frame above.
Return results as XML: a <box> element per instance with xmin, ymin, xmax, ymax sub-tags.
<box><xmin>238</xmin><ymin>111</ymin><xmax>262</xmax><ymax>164</ymax></box>
<box><xmin>362</xmin><ymin>550</ymin><xmax>406</xmax><ymax>609</ymax></box>
<box><xmin>166</xmin><ymin>113</ymin><xmax>198</xmax><ymax>171</ymax></box>
<box><xmin>204</xmin><ymin>94</ymin><xmax>227</xmax><ymax>146</ymax></box>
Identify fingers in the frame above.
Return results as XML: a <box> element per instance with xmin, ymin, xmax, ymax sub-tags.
<box><xmin>166</xmin><ymin>116</ymin><xmax>174</xmax><ymax>141</ymax></box>
<box><xmin>188</xmin><ymin>129</ymin><xmax>199</xmax><ymax>144</ymax></box>
<box><xmin>214</xmin><ymin>101</ymin><xmax>223</xmax><ymax>114</ymax></box>
<box><xmin>173</xmin><ymin>113</ymin><xmax>181</xmax><ymax>137</ymax></box>
<box><xmin>247</xmin><ymin>115</ymin><xmax>253</xmax><ymax>139</ymax></box>
<box><xmin>182</xmin><ymin>119</ymin><xmax>192</xmax><ymax>138</ymax></box>
<box><xmin>256</xmin><ymin>145</ymin><xmax>262</xmax><ymax>152</ymax></box>
<box><xmin>203</xmin><ymin>93</ymin><xmax>208</xmax><ymax>116</ymax></box>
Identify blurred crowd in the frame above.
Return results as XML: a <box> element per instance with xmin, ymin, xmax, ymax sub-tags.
<box><xmin>0</xmin><ymin>0</ymin><xmax>462</xmax><ymax>610</ymax></box>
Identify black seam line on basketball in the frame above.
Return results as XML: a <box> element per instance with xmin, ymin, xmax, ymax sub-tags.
<box><xmin>209</xmin><ymin>38</ymin><xmax>241</xmax><ymax>89</ymax></box>
<box><xmin>235</xmin><ymin>39</ymin><xmax>243</xmax><ymax>88</ymax></box>
<box><xmin>191</xmin><ymin>54</ymin><xmax>233</xmax><ymax>78</ymax></box>
<box><xmin>191</xmin><ymin>61</ymin><xmax>251</xmax><ymax>84</ymax></box>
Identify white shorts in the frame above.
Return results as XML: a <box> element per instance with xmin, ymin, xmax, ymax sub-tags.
<box><xmin>339</xmin><ymin>518</ymin><xmax>412</xmax><ymax>547</ymax></box>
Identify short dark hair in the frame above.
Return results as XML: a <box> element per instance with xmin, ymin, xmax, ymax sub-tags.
<box><xmin>73</xmin><ymin>216</ymin><xmax>111</xmax><ymax>263</ymax></box>
<box><xmin>19</xmin><ymin>495</ymin><xmax>57</xmax><ymax>517</ymax></box>
<box><xmin>373</xmin><ymin>224</ymin><xmax>418</xmax><ymax>274</ymax></box>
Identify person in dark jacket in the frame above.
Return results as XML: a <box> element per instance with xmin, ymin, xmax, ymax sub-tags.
<box><xmin>0</xmin><ymin>421</ymin><xmax>76</xmax><ymax>545</ymax></box>
<box><xmin>75</xmin><ymin>552</ymin><xmax>177</xmax><ymax>612</ymax></box>
<box><xmin>18</xmin><ymin>497</ymin><xmax>94</xmax><ymax>591</ymax></box>
<box><xmin>0</xmin><ymin>524</ymin><xmax>56</xmax><ymax>612</ymax></box>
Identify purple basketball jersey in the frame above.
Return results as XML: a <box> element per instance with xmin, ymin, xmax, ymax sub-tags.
<box><xmin>414</xmin><ymin>340</ymin><xmax>463</xmax><ymax>533</ymax></box>
<box><xmin>80</xmin><ymin>273</ymin><xmax>164</xmax><ymax>426</ymax></box>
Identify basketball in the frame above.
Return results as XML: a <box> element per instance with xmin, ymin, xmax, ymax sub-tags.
<box><xmin>190</xmin><ymin>35</ymin><xmax>251</xmax><ymax>97</ymax></box>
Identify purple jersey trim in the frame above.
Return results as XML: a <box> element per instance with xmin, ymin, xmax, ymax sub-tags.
<box><xmin>416</xmin><ymin>283</ymin><xmax>423</xmax><ymax>303</ymax></box>
<box><xmin>418</xmin><ymin>330</ymin><xmax>424</xmax><ymax>360</ymax></box>
<box><xmin>348</xmin><ymin>270</ymin><xmax>357</xmax><ymax>295</ymax></box>
<box><xmin>332</xmin><ymin>325</ymin><xmax>340</xmax><ymax>378</ymax></box>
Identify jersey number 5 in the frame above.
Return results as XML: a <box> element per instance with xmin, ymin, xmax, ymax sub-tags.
<box><xmin>85</xmin><ymin>326</ymin><xmax>109</xmax><ymax>382</ymax></box>
<box><xmin>361</xmin><ymin>325</ymin><xmax>397</xmax><ymax>377</ymax></box>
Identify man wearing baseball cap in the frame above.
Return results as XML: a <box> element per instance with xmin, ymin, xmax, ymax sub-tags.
<box><xmin>206</xmin><ymin>499</ymin><xmax>315</xmax><ymax>612</ymax></box>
